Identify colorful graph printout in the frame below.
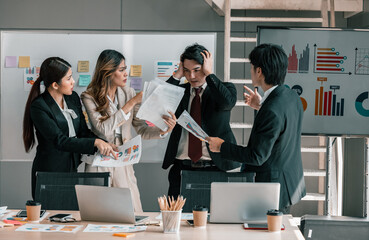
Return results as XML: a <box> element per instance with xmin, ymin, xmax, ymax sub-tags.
<box><xmin>16</xmin><ymin>224</ymin><xmax>82</xmax><ymax>233</ymax></box>
<box><xmin>154</xmin><ymin>61</ymin><xmax>179</xmax><ymax>80</ymax></box>
<box><xmin>24</xmin><ymin>66</ymin><xmax>40</xmax><ymax>91</ymax></box>
<box><xmin>83</xmin><ymin>224</ymin><xmax>147</xmax><ymax>233</ymax></box>
<box><xmin>177</xmin><ymin>110</ymin><xmax>208</xmax><ymax>142</ymax></box>
<box><xmin>92</xmin><ymin>135</ymin><xmax>142</xmax><ymax>167</ymax></box>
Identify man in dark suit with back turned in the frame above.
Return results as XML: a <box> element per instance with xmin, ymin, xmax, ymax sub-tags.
<box><xmin>207</xmin><ymin>44</ymin><xmax>306</xmax><ymax>213</ymax></box>
<box><xmin>163</xmin><ymin>44</ymin><xmax>241</xmax><ymax>197</ymax></box>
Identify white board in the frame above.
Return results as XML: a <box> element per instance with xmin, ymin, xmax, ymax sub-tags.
<box><xmin>258</xmin><ymin>27</ymin><xmax>369</xmax><ymax>136</ymax></box>
<box><xmin>0</xmin><ymin>31</ymin><xmax>216</xmax><ymax>161</ymax></box>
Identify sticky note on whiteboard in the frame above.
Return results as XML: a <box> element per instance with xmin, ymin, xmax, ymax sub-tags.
<box><xmin>78</xmin><ymin>61</ymin><xmax>90</xmax><ymax>72</ymax></box>
<box><xmin>130</xmin><ymin>65</ymin><xmax>142</xmax><ymax>77</ymax></box>
<box><xmin>5</xmin><ymin>56</ymin><xmax>17</xmax><ymax>68</ymax></box>
<box><xmin>79</xmin><ymin>75</ymin><xmax>91</xmax><ymax>86</ymax></box>
<box><xmin>19</xmin><ymin>56</ymin><xmax>30</xmax><ymax>68</ymax></box>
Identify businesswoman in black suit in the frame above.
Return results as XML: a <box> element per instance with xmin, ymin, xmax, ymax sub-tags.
<box><xmin>23</xmin><ymin>57</ymin><xmax>116</xmax><ymax>199</ymax></box>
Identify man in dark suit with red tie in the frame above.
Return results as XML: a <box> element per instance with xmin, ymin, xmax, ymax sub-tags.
<box><xmin>162</xmin><ymin>44</ymin><xmax>241</xmax><ymax>197</ymax></box>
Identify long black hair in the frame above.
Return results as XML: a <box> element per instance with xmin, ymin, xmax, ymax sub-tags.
<box><xmin>23</xmin><ymin>57</ymin><xmax>71</xmax><ymax>152</ymax></box>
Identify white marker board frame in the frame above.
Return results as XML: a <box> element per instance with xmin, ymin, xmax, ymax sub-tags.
<box><xmin>258</xmin><ymin>27</ymin><xmax>369</xmax><ymax>136</ymax></box>
<box><xmin>0</xmin><ymin>30</ymin><xmax>216</xmax><ymax>161</ymax></box>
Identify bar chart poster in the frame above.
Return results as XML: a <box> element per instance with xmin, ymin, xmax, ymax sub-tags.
<box><xmin>314</xmin><ymin>77</ymin><xmax>344</xmax><ymax>117</ymax></box>
<box><xmin>258</xmin><ymin>27</ymin><xmax>369</xmax><ymax>136</ymax></box>
<box><xmin>314</xmin><ymin>45</ymin><xmax>348</xmax><ymax>74</ymax></box>
<box><xmin>355</xmin><ymin>48</ymin><xmax>369</xmax><ymax>75</ymax></box>
<box><xmin>288</xmin><ymin>44</ymin><xmax>310</xmax><ymax>73</ymax></box>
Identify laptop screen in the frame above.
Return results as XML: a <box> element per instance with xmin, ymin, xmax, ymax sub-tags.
<box><xmin>209</xmin><ymin>182</ymin><xmax>280</xmax><ymax>223</ymax></box>
<box><xmin>75</xmin><ymin>185</ymin><xmax>142</xmax><ymax>224</ymax></box>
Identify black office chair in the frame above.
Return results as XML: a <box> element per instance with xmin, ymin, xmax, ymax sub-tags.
<box><xmin>180</xmin><ymin>170</ymin><xmax>255</xmax><ymax>212</ymax></box>
<box><xmin>35</xmin><ymin>172</ymin><xmax>110</xmax><ymax>211</ymax></box>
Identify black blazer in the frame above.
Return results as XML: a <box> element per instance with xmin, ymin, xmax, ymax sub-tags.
<box><xmin>162</xmin><ymin>74</ymin><xmax>242</xmax><ymax>171</ymax></box>
<box><xmin>30</xmin><ymin>91</ymin><xmax>96</xmax><ymax>196</ymax></box>
<box><xmin>220</xmin><ymin>86</ymin><xmax>306</xmax><ymax>209</ymax></box>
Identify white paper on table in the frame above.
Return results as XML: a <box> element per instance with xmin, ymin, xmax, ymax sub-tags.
<box><xmin>16</xmin><ymin>224</ymin><xmax>82</xmax><ymax>233</ymax></box>
<box><xmin>177</xmin><ymin>110</ymin><xmax>209</xmax><ymax>142</ymax></box>
<box><xmin>0</xmin><ymin>206</ymin><xmax>7</xmax><ymax>215</ymax></box>
<box><xmin>83</xmin><ymin>224</ymin><xmax>147</xmax><ymax>233</ymax></box>
<box><xmin>92</xmin><ymin>135</ymin><xmax>142</xmax><ymax>167</ymax></box>
<box><xmin>137</xmin><ymin>80</ymin><xmax>184</xmax><ymax>131</ymax></box>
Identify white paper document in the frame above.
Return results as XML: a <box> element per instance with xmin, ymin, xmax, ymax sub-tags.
<box><xmin>177</xmin><ymin>110</ymin><xmax>208</xmax><ymax>142</ymax></box>
<box><xmin>137</xmin><ymin>79</ymin><xmax>184</xmax><ymax>131</ymax></box>
<box><xmin>16</xmin><ymin>224</ymin><xmax>82</xmax><ymax>233</ymax></box>
<box><xmin>83</xmin><ymin>224</ymin><xmax>147</xmax><ymax>233</ymax></box>
<box><xmin>92</xmin><ymin>135</ymin><xmax>142</xmax><ymax>167</ymax></box>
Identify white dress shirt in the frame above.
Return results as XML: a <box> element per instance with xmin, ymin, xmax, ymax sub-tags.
<box><xmin>176</xmin><ymin>82</ymin><xmax>211</xmax><ymax>161</ymax></box>
<box><xmin>55</xmin><ymin>97</ymin><xmax>77</xmax><ymax>137</ymax></box>
<box><xmin>260</xmin><ymin>85</ymin><xmax>278</xmax><ymax>105</ymax></box>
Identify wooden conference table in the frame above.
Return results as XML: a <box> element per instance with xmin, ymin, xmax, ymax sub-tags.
<box><xmin>0</xmin><ymin>211</ymin><xmax>305</xmax><ymax>240</ymax></box>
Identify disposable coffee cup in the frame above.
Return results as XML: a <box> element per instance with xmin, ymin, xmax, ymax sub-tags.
<box><xmin>267</xmin><ymin>209</ymin><xmax>283</xmax><ymax>232</ymax></box>
<box><xmin>192</xmin><ymin>206</ymin><xmax>208</xmax><ymax>228</ymax></box>
<box><xmin>26</xmin><ymin>200</ymin><xmax>41</xmax><ymax>222</ymax></box>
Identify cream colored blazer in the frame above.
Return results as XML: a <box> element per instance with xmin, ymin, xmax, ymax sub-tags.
<box><xmin>81</xmin><ymin>86</ymin><xmax>161</xmax><ymax>145</ymax></box>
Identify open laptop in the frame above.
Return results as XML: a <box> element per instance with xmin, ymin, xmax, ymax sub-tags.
<box><xmin>75</xmin><ymin>185</ymin><xmax>148</xmax><ymax>224</ymax></box>
<box><xmin>210</xmin><ymin>182</ymin><xmax>280</xmax><ymax>224</ymax></box>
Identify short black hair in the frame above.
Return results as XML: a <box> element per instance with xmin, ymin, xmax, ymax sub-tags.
<box><xmin>249</xmin><ymin>44</ymin><xmax>288</xmax><ymax>86</ymax></box>
<box><xmin>181</xmin><ymin>43</ymin><xmax>208</xmax><ymax>64</ymax></box>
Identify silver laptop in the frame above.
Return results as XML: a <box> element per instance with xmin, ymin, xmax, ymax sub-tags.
<box><xmin>210</xmin><ymin>182</ymin><xmax>280</xmax><ymax>223</ymax></box>
<box><xmin>75</xmin><ymin>185</ymin><xmax>148</xmax><ymax>223</ymax></box>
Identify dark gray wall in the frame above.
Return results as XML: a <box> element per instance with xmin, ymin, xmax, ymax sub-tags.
<box><xmin>343</xmin><ymin>138</ymin><xmax>366</xmax><ymax>217</ymax></box>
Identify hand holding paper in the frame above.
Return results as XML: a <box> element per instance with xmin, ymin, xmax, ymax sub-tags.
<box><xmin>177</xmin><ymin>110</ymin><xmax>208</xmax><ymax>142</ymax></box>
<box><xmin>92</xmin><ymin>135</ymin><xmax>142</xmax><ymax>167</ymax></box>
<box><xmin>137</xmin><ymin>79</ymin><xmax>184</xmax><ymax>131</ymax></box>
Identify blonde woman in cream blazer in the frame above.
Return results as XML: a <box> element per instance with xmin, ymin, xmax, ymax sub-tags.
<box><xmin>81</xmin><ymin>50</ymin><xmax>176</xmax><ymax>212</ymax></box>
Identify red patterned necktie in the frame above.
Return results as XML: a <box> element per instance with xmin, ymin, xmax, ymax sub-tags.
<box><xmin>188</xmin><ymin>88</ymin><xmax>202</xmax><ymax>163</ymax></box>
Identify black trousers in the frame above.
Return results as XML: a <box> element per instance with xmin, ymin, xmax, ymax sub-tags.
<box><xmin>167</xmin><ymin>159</ymin><xmax>218</xmax><ymax>197</ymax></box>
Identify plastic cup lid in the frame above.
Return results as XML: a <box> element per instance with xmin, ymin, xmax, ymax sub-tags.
<box><xmin>26</xmin><ymin>200</ymin><xmax>41</xmax><ymax>206</ymax></box>
<box><xmin>267</xmin><ymin>209</ymin><xmax>283</xmax><ymax>216</ymax></box>
<box><xmin>193</xmin><ymin>205</ymin><xmax>208</xmax><ymax>211</ymax></box>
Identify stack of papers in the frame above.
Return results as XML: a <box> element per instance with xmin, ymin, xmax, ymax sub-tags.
<box><xmin>137</xmin><ymin>79</ymin><xmax>184</xmax><ymax>131</ymax></box>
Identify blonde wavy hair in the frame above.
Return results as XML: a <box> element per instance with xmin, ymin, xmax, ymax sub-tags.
<box><xmin>85</xmin><ymin>49</ymin><xmax>125</xmax><ymax>121</ymax></box>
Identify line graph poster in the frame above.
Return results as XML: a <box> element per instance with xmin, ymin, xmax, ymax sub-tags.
<box><xmin>258</xmin><ymin>27</ymin><xmax>369</xmax><ymax>136</ymax></box>
<box><xmin>355</xmin><ymin>48</ymin><xmax>369</xmax><ymax>75</ymax></box>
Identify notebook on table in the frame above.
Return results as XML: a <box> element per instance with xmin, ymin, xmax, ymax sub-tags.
<box><xmin>75</xmin><ymin>185</ymin><xmax>148</xmax><ymax>224</ymax></box>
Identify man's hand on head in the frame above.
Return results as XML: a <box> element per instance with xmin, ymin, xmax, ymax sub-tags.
<box><xmin>200</xmin><ymin>50</ymin><xmax>213</xmax><ymax>77</ymax></box>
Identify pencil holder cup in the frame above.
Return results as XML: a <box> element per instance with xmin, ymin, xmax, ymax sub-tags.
<box><xmin>161</xmin><ymin>210</ymin><xmax>182</xmax><ymax>233</ymax></box>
